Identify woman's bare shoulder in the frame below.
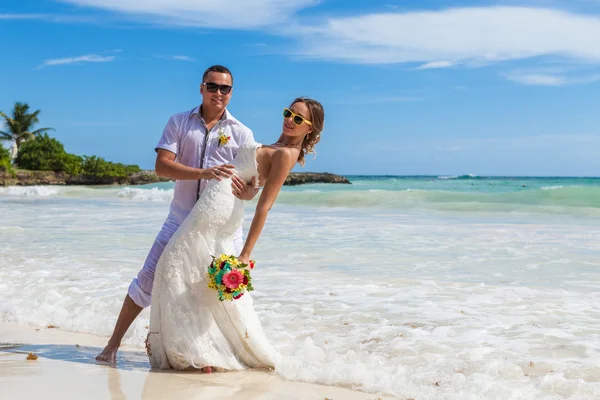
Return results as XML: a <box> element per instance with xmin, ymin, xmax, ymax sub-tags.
<box><xmin>273</xmin><ymin>147</ymin><xmax>297</xmax><ymax>161</ymax></box>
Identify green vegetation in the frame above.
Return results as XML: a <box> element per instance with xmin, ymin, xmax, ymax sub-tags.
<box><xmin>14</xmin><ymin>134</ymin><xmax>140</xmax><ymax>178</ymax></box>
<box><xmin>0</xmin><ymin>145</ymin><xmax>14</xmax><ymax>176</ymax></box>
<box><xmin>80</xmin><ymin>155</ymin><xmax>141</xmax><ymax>179</ymax></box>
<box><xmin>1</xmin><ymin>102</ymin><xmax>142</xmax><ymax>182</ymax></box>
<box><xmin>16</xmin><ymin>133</ymin><xmax>73</xmax><ymax>172</ymax></box>
<box><xmin>0</xmin><ymin>102</ymin><xmax>54</xmax><ymax>153</ymax></box>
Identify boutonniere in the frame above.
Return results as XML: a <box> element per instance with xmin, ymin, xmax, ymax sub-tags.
<box><xmin>217</xmin><ymin>129</ymin><xmax>231</xmax><ymax>147</ymax></box>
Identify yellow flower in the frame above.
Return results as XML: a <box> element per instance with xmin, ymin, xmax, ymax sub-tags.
<box><xmin>218</xmin><ymin>129</ymin><xmax>231</xmax><ymax>147</ymax></box>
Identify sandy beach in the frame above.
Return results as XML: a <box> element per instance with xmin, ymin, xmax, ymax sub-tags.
<box><xmin>0</xmin><ymin>322</ymin><xmax>396</xmax><ymax>400</ymax></box>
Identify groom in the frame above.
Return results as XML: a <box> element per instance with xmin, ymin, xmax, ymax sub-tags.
<box><xmin>96</xmin><ymin>65</ymin><xmax>259</xmax><ymax>363</ymax></box>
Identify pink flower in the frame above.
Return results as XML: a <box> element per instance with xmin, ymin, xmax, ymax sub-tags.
<box><xmin>222</xmin><ymin>270</ymin><xmax>244</xmax><ymax>290</ymax></box>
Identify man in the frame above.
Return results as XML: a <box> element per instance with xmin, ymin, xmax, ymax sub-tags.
<box><xmin>96</xmin><ymin>65</ymin><xmax>259</xmax><ymax>363</ymax></box>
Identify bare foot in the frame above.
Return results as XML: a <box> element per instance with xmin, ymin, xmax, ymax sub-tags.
<box><xmin>201</xmin><ymin>366</ymin><xmax>213</xmax><ymax>373</ymax></box>
<box><xmin>96</xmin><ymin>346</ymin><xmax>118</xmax><ymax>364</ymax></box>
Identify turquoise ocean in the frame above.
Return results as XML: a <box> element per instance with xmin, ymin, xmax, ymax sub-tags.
<box><xmin>1</xmin><ymin>175</ymin><xmax>600</xmax><ymax>398</ymax></box>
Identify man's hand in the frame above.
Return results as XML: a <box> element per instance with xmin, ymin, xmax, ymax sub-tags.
<box><xmin>232</xmin><ymin>176</ymin><xmax>259</xmax><ymax>200</ymax></box>
<box><xmin>204</xmin><ymin>164</ymin><xmax>235</xmax><ymax>181</ymax></box>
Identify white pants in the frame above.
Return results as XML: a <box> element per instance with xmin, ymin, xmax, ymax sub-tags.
<box><xmin>128</xmin><ymin>217</ymin><xmax>243</xmax><ymax>308</ymax></box>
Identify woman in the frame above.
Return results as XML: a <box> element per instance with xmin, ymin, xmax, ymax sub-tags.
<box><xmin>146</xmin><ymin>97</ymin><xmax>324</xmax><ymax>372</ymax></box>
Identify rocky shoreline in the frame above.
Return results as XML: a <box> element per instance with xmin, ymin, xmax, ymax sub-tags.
<box><xmin>0</xmin><ymin>170</ymin><xmax>351</xmax><ymax>187</ymax></box>
<box><xmin>284</xmin><ymin>172</ymin><xmax>351</xmax><ymax>186</ymax></box>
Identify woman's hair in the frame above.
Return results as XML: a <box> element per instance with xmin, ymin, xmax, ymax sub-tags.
<box><xmin>291</xmin><ymin>97</ymin><xmax>324</xmax><ymax>166</ymax></box>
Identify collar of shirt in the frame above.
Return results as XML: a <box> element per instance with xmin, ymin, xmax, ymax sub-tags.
<box><xmin>188</xmin><ymin>105</ymin><xmax>238</xmax><ymax>127</ymax></box>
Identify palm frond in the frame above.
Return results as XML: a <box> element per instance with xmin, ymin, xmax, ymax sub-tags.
<box><xmin>32</xmin><ymin>127</ymin><xmax>54</xmax><ymax>136</ymax></box>
<box><xmin>0</xmin><ymin>102</ymin><xmax>52</xmax><ymax>142</ymax></box>
<box><xmin>0</xmin><ymin>130</ymin><xmax>13</xmax><ymax>141</ymax></box>
<box><xmin>0</xmin><ymin>112</ymin><xmax>10</xmax><ymax>128</ymax></box>
<box><xmin>13</xmin><ymin>102</ymin><xmax>30</xmax><ymax>116</ymax></box>
<box><xmin>22</xmin><ymin>110</ymin><xmax>41</xmax><ymax>130</ymax></box>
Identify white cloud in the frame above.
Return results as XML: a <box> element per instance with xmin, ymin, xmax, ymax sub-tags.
<box><xmin>57</xmin><ymin>0</ymin><xmax>320</xmax><ymax>29</ymax></box>
<box><xmin>416</xmin><ymin>61</ymin><xmax>455</xmax><ymax>70</ymax></box>
<box><xmin>503</xmin><ymin>71</ymin><xmax>600</xmax><ymax>85</ymax></box>
<box><xmin>334</xmin><ymin>95</ymin><xmax>424</xmax><ymax>104</ymax></box>
<box><xmin>70</xmin><ymin>121</ymin><xmax>129</xmax><ymax>127</ymax></box>
<box><xmin>503</xmin><ymin>73</ymin><xmax>566</xmax><ymax>86</ymax></box>
<box><xmin>0</xmin><ymin>13</ymin><xmax>97</xmax><ymax>23</ymax></box>
<box><xmin>36</xmin><ymin>54</ymin><xmax>116</xmax><ymax>69</ymax></box>
<box><xmin>446</xmin><ymin>145</ymin><xmax>464</xmax><ymax>152</ymax></box>
<box><xmin>155</xmin><ymin>55</ymin><xmax>195</xmax><ymax>62</ymax></box>
<box><xmin>12</xmin><ymin>4</ymin><xmax>600</xmax><ymax>82</ymax></box>
<box><xmin>0</xmin><ymin>14</ymin><xmax>48</xmax><ymax>20</ymax></box>
<box><xmin>290</xmin><ymin>7</ymin><xmax>600</xmax><ymax>66</ymax></box>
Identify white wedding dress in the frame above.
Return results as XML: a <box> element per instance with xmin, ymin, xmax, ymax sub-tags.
<box><xmin>147</xmin><ymin>141</ymin><xmax>279</xmax><ymax>371</ymax></box>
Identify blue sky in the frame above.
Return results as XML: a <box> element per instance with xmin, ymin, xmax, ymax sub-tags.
<box><xmin>1</xmin><ymin>0</ymin><xmax>599</xmax><ymax>176</ymax></box>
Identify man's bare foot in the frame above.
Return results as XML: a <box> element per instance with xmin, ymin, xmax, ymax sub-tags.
<box><xmin>96</xmin><ymin>346</ymin><xmax>118</xmax><ymax>363</ymax></box>
<box><xmin>201</xmin><ymin>366</ymin><xmax>213</xmax><ymax>373</ymax></box>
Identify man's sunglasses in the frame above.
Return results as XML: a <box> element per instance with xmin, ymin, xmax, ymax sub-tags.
<box><xmin>283</xmin><ymin>108</ymin><xmax>312</xmax><ymax>126</ymax></box>
<box><xmin>203</xmin><ymin>82</ymin><xmax>232</xmax><ymax>95</ymax></box>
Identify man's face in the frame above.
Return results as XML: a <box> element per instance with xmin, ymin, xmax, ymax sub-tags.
<box><xmin>200</xmin><ymin>72</ymin><xmax>233</xmax><ymax>112</ymax></box>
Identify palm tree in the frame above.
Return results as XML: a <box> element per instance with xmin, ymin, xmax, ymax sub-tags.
<box><xmin>0</xmin><ymin>102</ymin><xmax>54</xmax><ymax>153</ymax></box>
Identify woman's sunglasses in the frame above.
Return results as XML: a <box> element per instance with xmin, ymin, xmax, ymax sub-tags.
<box><xmin>203</xmin><ymin>82</ymin><xmax>232</xmax><ymax>95</ymax></box>
<box><xmin>283</xmin><ymin>108</ymin><xmax>312</xmax><ymax>126</ymax></box>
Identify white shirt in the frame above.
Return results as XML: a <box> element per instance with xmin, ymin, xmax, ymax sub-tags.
<box><xmin>156</xmin><ymin>106</ymin><xmax>255</xmax><ymax>227</ymax></box>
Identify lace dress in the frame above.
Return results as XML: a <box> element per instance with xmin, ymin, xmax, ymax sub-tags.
<box><xmin>146</xmin><ymin>141</ymin><xmax>279</xmax><ymax>370</ymax></box>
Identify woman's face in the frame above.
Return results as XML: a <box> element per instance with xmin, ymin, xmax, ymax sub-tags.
<box><xmin>282</xmin><ymin>101</ymin><xmax>313</xmax><ymax>138</ymax></box>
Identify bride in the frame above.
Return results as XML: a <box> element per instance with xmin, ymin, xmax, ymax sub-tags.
<box><xmin>146</xmin><ymin>97</ymin><xmax>324</xmax><ymax>372</ymax></box>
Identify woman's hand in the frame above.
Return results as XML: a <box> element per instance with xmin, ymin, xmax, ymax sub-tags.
<box><xmin>238</xmin><ymin>254</ymin><xmax>254</xmax><ymax>271</ymax></box>
<box><xmin>232</xmin><ymin>176</ymin><xmax>259</xmax><ymax>200</ymax></box>
<box><xmin>237</xmin><ymin>254</ymin><xmax>250</xmax><ymax>267</ymax></box>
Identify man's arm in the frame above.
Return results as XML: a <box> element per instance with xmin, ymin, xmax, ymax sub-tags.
<box><xmin>155</xmin><ymin>149</ymin><xmax>235</xmax><ymax>181</ymax></box>
<box><xmin>155</xmin><ymin>149</ymin><xmax>202</xmax><ymax>180</ymax></box>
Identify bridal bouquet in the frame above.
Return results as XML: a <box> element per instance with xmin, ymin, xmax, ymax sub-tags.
<box><xmin>207</xmin><ymin>254</ymin><xmax>255</xmax><ymax>301</ymax></box>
